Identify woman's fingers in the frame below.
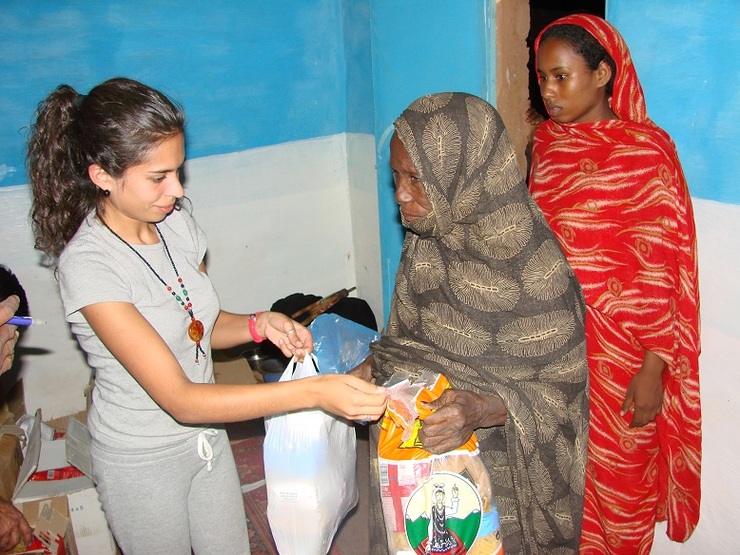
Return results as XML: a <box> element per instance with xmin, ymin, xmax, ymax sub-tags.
<box><xmin>309</xmin><ymin>369</ymin><xmax>388</xmax><ymax>421</ymax></box>
<box><xmin>267</xmin><ymin>311</ymin><xmax>314</xmax><ymax>357</ymax></box>
<box><xmin>335</xmin><ymin>375</ymin><xmax>388</xmax><ymax>420</ymax></box>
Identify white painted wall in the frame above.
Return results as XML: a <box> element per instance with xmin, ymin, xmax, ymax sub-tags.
<box><xmin>0</xmin><ymin>132</ymin><xmax>381</xmax><ymax>419</ymax></box>
<box><xmin>650</xmin><ymin>198</ymin><xmax>740</xmax><ymax>553</ymax></box>
<box><xmin>346</xmin><ymin>133</ymin><xmax>383</xmax><ymax>321</ymax></box>
<box><xmin>3</xmin><ymin>130</ymin><xmax>737</xmax><ymax>552</ymax></box>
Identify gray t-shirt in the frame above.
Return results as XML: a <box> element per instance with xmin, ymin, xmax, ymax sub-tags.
<box><xmin>59</xmin><ymin>209</ymin><xmax>221</xmax><ymax>449</ymax></box>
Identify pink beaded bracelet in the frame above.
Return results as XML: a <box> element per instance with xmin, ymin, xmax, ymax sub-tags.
<box><xmin>249</xmin><ymin>312</ymin><xmax>266</xmax><ymax>343</ymax></box>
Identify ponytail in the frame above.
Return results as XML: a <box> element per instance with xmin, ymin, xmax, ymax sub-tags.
<box><xmin>28</xmin><ymin>85</ymin><xmax>96</xmax><ymax>258</ymax></box>
<box><xmin>27</xmin><ymin>78</ymin><xmax>185</xmax><ymax>259</ymax></box>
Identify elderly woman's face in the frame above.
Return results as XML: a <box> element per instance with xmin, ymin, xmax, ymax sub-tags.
<box><xmin>390</xmin><ymin>133</ymin><xmax>432</xmax><ymax>224</ymax></box>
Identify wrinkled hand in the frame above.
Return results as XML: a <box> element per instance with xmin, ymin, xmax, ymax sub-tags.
<box><xmin>259</xmin><ymin>311</ymin><xmax>313</xmax><ymax>360</ymax></box>
<box><xmin>315</xmin><ymin>373</ymin><xmax>388</xmax><ymax>422</ymax></box>
<box><xmin>0</xmin><ymin>499</ymin><xmax>33</xmax><ymax>552</ymax></box>
<box><xmin>348</xmin><ymin>355</ymin><xmax>374</xmax><ymax>383</ymax></box>
<box><xmin>419</xmin><ymin>389</ymin><xmax>506</xmax><ymax>454</ymax></box>
<box><xmin>0</xmin><ymin>295</ymin><xmax>21</xmax><ymax>374</ymax></box>
<box><xmin>621</xmin><ymin>350</ymin><xmax>665</xmax><ymax>428</ymax></box>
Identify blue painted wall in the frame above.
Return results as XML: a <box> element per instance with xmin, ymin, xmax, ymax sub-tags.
<box><xmin>608</xmin><ymin>0</ymin><xmax>739</xmax><ymax>205</ymax></box>
<box><xmin>4</xmin><ymin>0</ymin><xmax>732</xmax><ymax>322</ymax></box>
<box><xmin>0</xmin><ymin>0</ymin><xmax>349</xmax><ymax>187</ymax></box>
<box><xmin>369</xmin><ymin>0</ymin><xmax>492</xmax><ymax>319</ymax></box>
<box><xmin>343</xmin><ymin>0</ymin><xmax>375</xmax><ymax>134</ymax></box>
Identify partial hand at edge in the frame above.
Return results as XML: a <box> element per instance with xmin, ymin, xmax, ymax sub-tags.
<box><xmin>0</xmin><ymin>295</ymin><xmax>21</xmax><ymax>374</ymax></box>
<box><xmin>0</xmin><ymin>499</ymin><xmax>33</xmax><ymax>553</ymax></box>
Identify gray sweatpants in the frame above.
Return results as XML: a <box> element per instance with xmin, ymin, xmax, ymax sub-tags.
<box><xmin>91</xmin><ymin>428</ymin><xmax>251</xmax><ymax>555</ymax></box>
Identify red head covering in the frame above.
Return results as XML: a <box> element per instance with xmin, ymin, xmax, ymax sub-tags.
<box><xmin>535</xmin><ymin>13</ymin><xmax>651</xmax><ymax>125</ymax></box>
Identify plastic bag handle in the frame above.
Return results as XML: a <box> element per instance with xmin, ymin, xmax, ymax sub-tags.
<box><xmin>287</xmin><ymin>354</ymin><xmax>320</xmax><ymax>379</ymax></box>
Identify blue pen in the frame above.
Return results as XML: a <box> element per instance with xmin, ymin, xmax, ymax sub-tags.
<box><xmin>7</xmin><ymin>316</ymin><xmax>47</xmax><ymax>326</ymax></box>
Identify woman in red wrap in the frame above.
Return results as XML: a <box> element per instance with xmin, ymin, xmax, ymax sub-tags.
<box><xmin>528</xmin><ymin>14</ymin><xmax>701</xmax><ymax>554</ymax></box>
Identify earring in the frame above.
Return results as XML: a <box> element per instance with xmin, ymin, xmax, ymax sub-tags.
<box><xmin>102</xmin><ymin>190</ymin><xmax>110</xmax><ymax>197</ymax></box>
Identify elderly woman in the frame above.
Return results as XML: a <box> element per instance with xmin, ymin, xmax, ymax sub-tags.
<box><xmin>355</xmin><ymin>92</ymin><xmax>589</xmax><ymax>554</ymax></box>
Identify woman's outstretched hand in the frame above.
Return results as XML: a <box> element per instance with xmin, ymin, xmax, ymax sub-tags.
<box><xmin>258</xmin><ymin>311</ymin><xmax>313</xmax><ymax>359</ymax></box>
<box><xmin>314</xmin><ymin>373</ymin><xmax>388</xmax><ymax>422</ymax></box>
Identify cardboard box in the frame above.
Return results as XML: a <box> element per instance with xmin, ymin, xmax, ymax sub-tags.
<box><xmin>213</xmin><ymin>356</ymin><xmax>257</xmax><ymax>385</ymax></box>
<box><xmin>0</xmin><ymin>430</ymin><xmax>22</xmax><ymax>501</ymax></box>
<box><xmin>1</xmin><ymin>379</ymin><xmax>26</xmax><ymax>504</ymax></box>
<box><xmin>12</xmin><ymin>410</ymin><xmax>117</xmax><ymax>555</ymax></box>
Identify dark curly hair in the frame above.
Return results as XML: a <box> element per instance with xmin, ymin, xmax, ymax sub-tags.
<box><xmin>540</xmin><ymin>23</ymin><xmax>616</xmax><ymax>97</ymax></box>
<box><xmin>27</xmin><ymin>77</ymin><xmax>185</xmax><ymax>259</ymax></box>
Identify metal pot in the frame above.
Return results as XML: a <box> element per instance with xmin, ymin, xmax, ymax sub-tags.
<box><xmin>243</xmin><ymin>346</ymin><xmax>288</xmax><ymax>382</ymax></box>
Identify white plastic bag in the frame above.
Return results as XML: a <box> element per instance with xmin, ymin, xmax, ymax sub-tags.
<box><xmin>263</xmin><ymin>354</ymin><xmax>358</xmax><ymax>555</ymax></box>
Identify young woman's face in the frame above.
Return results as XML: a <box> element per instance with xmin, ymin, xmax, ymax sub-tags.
<box><xmin>104</xmin><ymin>134</ymin><xmax>185</xmax><ymax>225</ymax></box>
<box><xmin>536</xmin><ymin>37</ymin><xmax>614</xmax><ymax>124</ymax></box>
<box><xmin>390</xmin><ymin>133</ymin><xmax>432</xmax><ymax>225</ymax></box>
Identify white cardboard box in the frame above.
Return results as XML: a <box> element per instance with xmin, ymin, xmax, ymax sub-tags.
<box><xmin>12</xmin><ymin>410</ymin><xmax>117</xmax><ymax>555</ymax></box>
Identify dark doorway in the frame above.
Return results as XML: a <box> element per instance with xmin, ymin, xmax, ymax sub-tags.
<box><xmin>528</xmin><ymin>0</ymin><xmax>605</xmax><ymax>120</ymax></box>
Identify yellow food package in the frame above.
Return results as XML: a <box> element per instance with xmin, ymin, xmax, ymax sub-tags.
<box><xmin>377</xmin><ymin>371</ymin><xmax>504</xmax><ymax>555</ymax></box>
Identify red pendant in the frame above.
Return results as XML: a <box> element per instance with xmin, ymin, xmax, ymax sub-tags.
<box><xmin>188</xmin><ymin>319</ymin><xmax>205</xmax><ymax>342</ymax></box>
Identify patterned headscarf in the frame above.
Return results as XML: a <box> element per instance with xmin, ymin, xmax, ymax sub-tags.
<box><xmin>378</xmin><ymin>92</ymin><xmax>585</xmax><ymax>370</ymax></box>
<box><xmin>370</xmin><ymin>92</ymin><xmax>589</xmax><ymax>554</ymax></box>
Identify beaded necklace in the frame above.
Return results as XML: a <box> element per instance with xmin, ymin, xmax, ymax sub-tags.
<box><xmin>100</xmin><ymin>218</ymin><xmax>207</xmax><ymax>364</ymax></box>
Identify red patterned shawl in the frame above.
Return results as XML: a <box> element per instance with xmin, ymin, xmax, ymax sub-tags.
<box><xmin>529</xmin><ymin>13</ymin><xmax>701</xmax><ymax>552</ymax></box>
